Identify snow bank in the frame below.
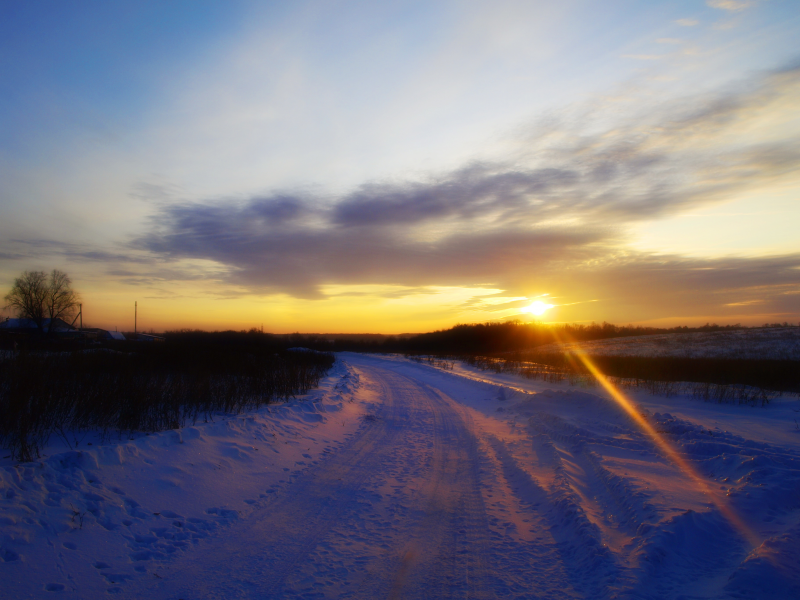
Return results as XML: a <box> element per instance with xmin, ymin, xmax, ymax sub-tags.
<box><xmin>2</xmin><ymin>352</ymin><xmax>799</xmax><ymax>599</ymax></box>
<box><xmin>0</xmin><ymin>359</ymin><xmax>369</xmax><ymax>597</ymax></box>
<box><xmin>386</xmin><ymin>353</ymin><xmax>800</xmax><ymax>598</ymax></box>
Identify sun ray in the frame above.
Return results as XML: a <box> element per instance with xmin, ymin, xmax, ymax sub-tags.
<box><xmin>551</xmin><ymin>329</ymin><xmax>761</xmax><ymax>550</ymax></box>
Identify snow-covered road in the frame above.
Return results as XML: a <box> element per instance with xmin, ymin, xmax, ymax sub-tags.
<box><xmin>127</xmin><ymin>357</ymin><xmax>512</xmax><ymax>599</ymax></box>
<box><xmin>2</xmin><ymin>353</ymin><xmax>799</xmax><ymax>598</ymax></box>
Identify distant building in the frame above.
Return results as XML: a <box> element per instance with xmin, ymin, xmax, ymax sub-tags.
<box><xmin>0</xmin><ymin>317</ymin><xmax>76</xmax><ymax>333</ymax></box>
<box><xmin>0</xmin><ymin>319</ymin><xmax>132</xmax><ymax>342</ymax></box>
<box><xmin>134</xmin><ymin>333</ymin><xmax>165</xmax><ymax>342</ymax></box>
<box><xmin>79</xmin><ymin>328</ymin><xmax>126</xmax><ymax>341</ymax></box>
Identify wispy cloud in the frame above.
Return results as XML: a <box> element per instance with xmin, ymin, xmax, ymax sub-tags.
<box><xmin>707</xmin><ymin>0</ymin><xmax>755</xmax><ymax>12</ymax></box>
<box><xmin>130</xmin><ymin>65</ymin><xmax>800</xmax><ymax>317</ymax></box>
<box><xmin>622</xmin><ymin>54</ymin><xmax>665</xmax><ymax>61</ymax></box>
<box><xmin>2</xmin><ymin>239</ymin><xmax>153</xmax><ymax>265</ymax></box>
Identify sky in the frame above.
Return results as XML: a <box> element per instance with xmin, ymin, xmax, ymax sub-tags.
<box><xmin>1</xmin><ymin>0</ymin><xmax>799</xmax><ymax>333</ymax></box>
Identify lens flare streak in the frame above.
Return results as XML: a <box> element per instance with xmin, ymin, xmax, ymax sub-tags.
<box><xmin>558</xmin><ymin>342</ymin><xmax>761</xmax><ymax>550</ymax></box>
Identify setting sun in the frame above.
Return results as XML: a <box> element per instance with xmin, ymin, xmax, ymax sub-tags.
<box><xmin>521</xmin><ymin>300</ymin><xmax>555</xmax><ymax>316</ymax></box>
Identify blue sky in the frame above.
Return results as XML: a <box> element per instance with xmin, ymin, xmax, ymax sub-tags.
<box><xmin>1</xmin><ymin>0</ymin><xmax>799</xmax><ymax>332</ymax></box>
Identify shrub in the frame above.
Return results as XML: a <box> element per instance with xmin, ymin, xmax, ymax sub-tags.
<box><xmin>0</xmin><ymin>338</ymin><xmax>335</xmax><ymax>462</ymax></box>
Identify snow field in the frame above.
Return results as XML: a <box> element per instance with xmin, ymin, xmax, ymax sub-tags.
<box><xmin>359</xmin><ymin>354</ymin><xmax>800</xmax><ymax>598</ymax></box>
<box><xmin>0</xmin><ymin>360</ymin><xmax>368</xmax><ymax>597</ymax></box>
<box><xmin>533</xmin><ymin>327</ymin><xmax>800</xmax><ymax>360</ymax></box>
<box><xmin>1</xmin><ymin>352</ymin><xmax>799</xmax><ymax>598</ymax></box>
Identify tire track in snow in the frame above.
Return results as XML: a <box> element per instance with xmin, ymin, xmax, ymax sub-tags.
<box><xmin>487</xmin><ymin>431</ymin><xmax>626</xmax><ymax>598</ymax></box>
<box><xmin>120</xmin><ymin>364</ymin><xmax>408</xmax><ymax>599</ymax></box>
<box><xmin>478</xmin><ymin>434</ymin><xmax>580</xmax><ymax>599</ymax></box>
<box><xmin>525</xmin><ymin>419</ymin><xmax>633</xmax><ymax>597</ymax></box>
<box><xmin>531</xmin><ymin>414</ymin><xmax>656</xmax><ymax>537</ymax></box>
<box><xmin>350</xmin><ymin>373</ymin><xmax>496</xmax><ymax>599</ymax></box>
<box><xmin>123</xmin><ymin>362</ymin><xmax>498</xmax><ymax>599</ymax></box>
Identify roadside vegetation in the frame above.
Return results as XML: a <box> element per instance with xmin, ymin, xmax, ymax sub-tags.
<box><xmin>275</xmin><ymin>320</ymin><xmax>796</xmax><ymax>354</ymax></box>
<box><xmin>3</xmin><ymin>319</ymin><xmax>798</xmax><ymax>462</ymax></box>
<box><xmin>451</xmin><ymin>352</ymin><xmax>798</xmax><ymax>406</ymax></box>
<box><xmin>0</xmin><ymin>331</ymin><xmax>334</xmax><ymax>462</ymax></box>
<box><xmin>395</xmin><ymin>322</ymin><xmax>800</xmax><ymax>407</ymax></box>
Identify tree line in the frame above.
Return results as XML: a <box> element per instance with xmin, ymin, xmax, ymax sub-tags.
<box><xmin>273</xmin><ymin>320</ymin><xmax>763</xmax><ymax>355</ymax></box>
<box><xmin>3</xmin><ymin>269</ymin><xmax>79</xmax><ymax>336</ymax></box>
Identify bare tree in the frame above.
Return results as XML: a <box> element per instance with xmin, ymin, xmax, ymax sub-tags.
<box><xmin>4</xmin><ymin>269</ymin><xmax>80</xmax><ymax>336</ymax></box>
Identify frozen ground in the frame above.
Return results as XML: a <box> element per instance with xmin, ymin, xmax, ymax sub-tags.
<box><xmin>533</xmin><ymin>327</ymin><xmax>800</xmax><ymax>360</ymax></box>
<box><xmin>1</xmin><ymin>353</ymin><xmax>799</xmax><ymax>599</ymax></box>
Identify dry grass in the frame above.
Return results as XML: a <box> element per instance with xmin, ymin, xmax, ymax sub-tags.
<box><xmin>0</xmin><ymin>337</ymin><xmax>334</xmax><ymax>462</ymax></box>
<box><xmin>440</xmin><ymin>352</ymin><xmax>799</xmax><ymax>406</ymax></box>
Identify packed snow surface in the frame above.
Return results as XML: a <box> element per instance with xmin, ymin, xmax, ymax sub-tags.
<box><xmin>1</xmin><ymin>353</ymin><xmax>799</xmax><ymax>599</ymax></box>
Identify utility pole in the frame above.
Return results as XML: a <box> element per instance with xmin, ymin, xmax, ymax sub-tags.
<box><xmin>70</xmin><ymin>303</ymin><xmax>83</xmax><ymax>329</ymax></box>
<box><xmin>135</xmin><ymin>301</ymin><xmax>137</xmax><ymax>336</ymax></box>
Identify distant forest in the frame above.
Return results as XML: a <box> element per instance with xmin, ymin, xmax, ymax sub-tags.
<box><xmin>164</xmin><ymin>320</ymin><xmax>796</xmax><ymax>355</ymax></box>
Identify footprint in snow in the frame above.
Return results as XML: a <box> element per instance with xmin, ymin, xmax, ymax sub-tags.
<box><xmin>205</xmin><ymin>507</ymin><xmax>238</xmax><ymax>519</ymax></box>
<box><xmin>158</xmin><ymin>510</ymin><xmax>183</xmax><ymax>519</ymax></box>
<box><xmin>2</xmin><ymin>548</ymin><xmax>21</xmax><ymax>561</ymax></box>
<box><xmin>102</xmin><ymin>573</ymin><xmax>132</xmax><ymax>585</ymax></box>
<box><xmin>131</xmin><ymin>550</ymin><xmax>158</xmax><ymax>561</ymax></box>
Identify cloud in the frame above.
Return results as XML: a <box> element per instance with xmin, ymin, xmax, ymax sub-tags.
<box><xmin>0</xmin><ymin>252</ymin><xmax>28</xmax><ymax>260</ymax></box>
<box><xmin>622</xmin><ymin>54</ymin><xmax>665</xmax><ymax>61</ymax></box>
<box><xmin>331</xmin><ymin>166</ymin><xmax>578</xmax><ymax>228</ymax></box>
<box><xmin>127</xmin><ymin>66</ymin><xmax>800</xmax><ymax>317</ymax></box>
<box><xmin>546</xmin><ymin>253</ymin><xmax>800</xmax><ymax>323</ymax></box>
<box><xmin>138</xmin><ymin>202</ymin><xmax>605</xmax><ymax>298</ymax></box>
<box><xmin>707</xmin><ymin>0</ymin><xmax>755</xmax><ymax>11</ymax></box>
<box><xmin>712</xmin><ymin>19</ymin><xmax>740</xmax><ymax>30</ymax></box>
<box><xmin>725</xmin><ymin>300</ymin><xmax>762</xmax><ymax>307</ymax></box>
<box><xmin>129</xmin><ymin>181</ymin><xmax>184</xmax><ymax>204</ymax></box>
<box><xmin>2</xmin><ymin>239</ymin><xmax>153</xmax><ymax>265</ymax></box>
